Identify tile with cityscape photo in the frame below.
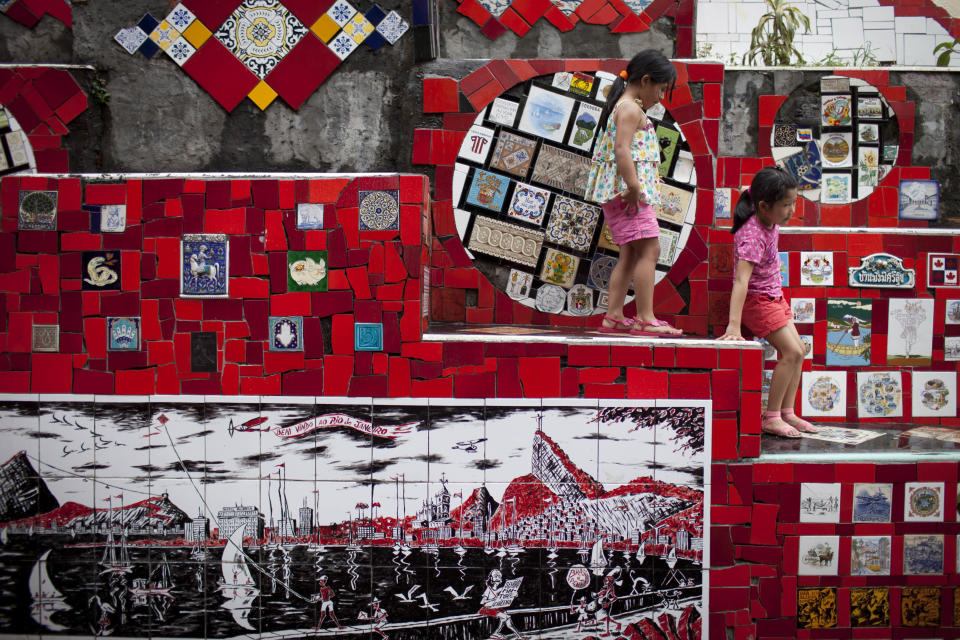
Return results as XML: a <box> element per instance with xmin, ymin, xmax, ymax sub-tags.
<box><xmin>903</xmin><ymin>534</ymin><xmax>944</xmax><ymax>575</ymax></box>
<box><xmin>852</xmin><ymin>483</ymin><xmax>892</xmax><ymax>523</ymax></box>
<box><xmin>850</xmin><ymin>536</ymin><xmax>891</xmax><ymax>576</ymax></box>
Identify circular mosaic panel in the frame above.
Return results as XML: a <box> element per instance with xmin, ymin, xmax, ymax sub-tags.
<box><xmin>452</xmin><ymin>72</ymin><xmax>698</xmax><ymax>316</ymax></box>
<box><xmin>770</xmin><ymin>75</ymin><xmax>899</xmax><ymax>205</ymax></box>
<box><xmin>0</xmin><ymin>106</ymin><xmax>35</xmax><ymax>175</ymax></box>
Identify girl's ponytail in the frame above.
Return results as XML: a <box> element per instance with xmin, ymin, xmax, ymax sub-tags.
<box><xmin>598</xmin><ymin>75</ymin><xmax>627</xmax><ymax>133</ymax></box>
<box><xmin>731</xmin><ymin>189</ymin><xmax>755</xmax><ymax>233</ymax></box>
<box><xmin>597</xmin><ymin>49</ymin><xmax>676</xmax><ymax>134</ymax></box>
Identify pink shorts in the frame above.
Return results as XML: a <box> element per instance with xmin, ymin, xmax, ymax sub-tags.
<box><xmin>742</xmin><ymin>295</ymin><xmax>792</xmax><ymax>338</ymax></box>
<box><xmin>601</xmin><ymin>199</ymin><xmax>659</xmax><ymax>245</ymax></box>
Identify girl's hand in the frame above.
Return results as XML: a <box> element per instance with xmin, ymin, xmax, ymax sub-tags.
<box><xmin>620</xmin><ymin>185</ymin><xmax>641</xmax><ymax>208</ymax></box>
<box><xmin>718</xmin><ymin>326</ymin><xmax>745</xmax><ymax>341</ymax></box>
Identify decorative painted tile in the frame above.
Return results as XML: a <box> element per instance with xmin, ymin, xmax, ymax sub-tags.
<box><xmin>594</xmin><ymin>71</ymin><xmax>616</xmax><ymax>102</ymax></box>
<box><xmin>946</xmin><ymin>336</ymin><xmax>960</xmax><ymax>361</ymax></box>
<box><xmin>358</xmin><ymin>190</ymin><xmax>400</xmax><ymax>230</ymax></box>
<box><xmin>820</xmin><ymin>173</ymin><xmax>851</xmax><ymax>204</ymax></box>
<box><xmin>165</xmin><ymin>3</ymin><xmax>197</xmax><ymax>32</ymax></box>
<box><xmin>801</xmin><ymin>371</ymin><xmax>846</xmax><ymax>418</ymax></box>
<box><xmin>797</xmin><ymin>588</ymin><xmax>837</xmax><ymax>629</ymax></box>
<box><xmin>327</xmin><ymin>0</ymin><xmax>357</xmax><ymax>27</ymax></box>
<box><xmin>798</xmin><ymin>535</ymin><xmax>839</xmax><ymax>575</ymax></box>
<box><xmin>820</xmin><ymin>76</ymin><xmax>849</xmax><ymax>93</ymax></box>
<box><xmin>777</xmin><ymin>142</ymin><xmax>822</xmax><ymax>192</ymax></box>
<box><xmin>858</xmin><ymin>123</ymin><xmax>879</xmax><ymax>144</ymax></box>
<box><xmin>505</xmin><ymin>269</ymin><xmax>533</xmax><ymax>300</ymax></box>
<box><xmin>772</xmin><ymin>124</ymin><xmax>797</xmax><ymax>147</ymax></box>
<box><xmin>488</xmin><ymin>97</ymin><xmax>520</xmax><ymax>127</ymax></box>
<box><xmin>913</xmin><ymin>371</ymin><xmax>957</xmax><ymax>418</ymax></box>
<box><xmin>820</xmin><ymin>132</ymin><xmax>852</xmax><ymax>168</ymax></box>
<box><xmin>107</xmin><ymin>317</ymin><xmax>141</xmax><ymax>351</ymax></box>
<box><xmin>269</xmin><ymin>316</ymin><xmax>303</xmax><ymax>351</ymax></box>
<box><xmin>296</xmin><ymin>203</ymin><xmax>324</xmax><ymax>229</ymax></box>
<box><xmin>568</xmin><ymin>72</ymin><xmax>593</xmax><ymax>97</ymax></box>
<box><xmin>900</xmin><ymin>179</ymin><xmax>939</xmax><ymax>220</ymax></box>
<box><xmin>343</xmin><ymin>13</ymin><xmax>374</xmax><ymax>44</ymax></box>
<box><xmin>545</xmin><ymin>196</ymin><xmax>599</xmax><ymax>252</ymax></box>
<box><xmin>825</xmin><ymin>299</ymin><xmax>871</xmax><ymax>367</ymax></box>
<box><xmin>904</xmin><ymin>482</ymin><xmax>944</xmax><ymax>521</ymax></box>
<box><xmin>375</xmin><ymin>10</ymin><xmax>408</xmax><ymax>45</ymax></box>
<box><xmin>657</xmin><ymin>184</ymin><xmax>693</xmax><ymax>225</ymax></box>
<box><xmin>713</xmin><ymin>188</ymin><xmax>731</xmax><ymax>219</ymax></box>
<box><xmin>534</xmin><ymin>283</ymin><xmax>566</xmax><ymax>313</ymax></box>
<box><xmin>799</xmin><ymin>483</ymin><xmax>840</xmax><ymax>523</ymax></box>
<box><xmin>181</xmin><ymin>234</ymin><xmax>228</xmax><ymax>297</ymax></box>
<box><xmin>489</xmin><ymin>131</ymin><xmax>536</xmax><ymax>177</ymax></box>
<box><xmin>566</xmin><ymin>284</ymin><xmax>594</xmax><ymax>316</ymax></box>
<box><xmin>947</xmin><ymin>300</ymin><xmax>960</xmax><ymax>325</ymax></box>
<box><xmin>858</xmin><ymin>147</ymin><xmax>879</xmax><ymax>187</ymax></box>
<box><xmin>467</xmin><ymin>215</ymin><xmax>543</xmax><ymax>268</ymax></box>
<box><xmin>505</xmin><ymin>182</ymin><xmax>551</xmax><ymax>226</ymax></box>
<box><xmin>901</xmin><ymin>586</ymin><xmax>940</xmax><ymax>627</ymax></box>
<box><xmin>458</xmin><ymin>125</ymin><xmax>495</xmax><ymax>164</ymax></box>
<box><xmin>18</xmin><ymin>190</ymin><xmax>57</xmax><ymax>230</ymax></box>
<box><xmin>847</xmin><ymin>252</ymin><xmax>915</xmax><ymax>288</ymax></box>
<box><xmin>539</xmin><ymin>248</ymin><xmax>579</xmax><ymax>288</ymax></box>
<box><xmin>849</xmin><ymin>587</ymin><xmax>889</xmax><ymax>626</ymax></box>
<box><xmin>166</xmin><ymin>38</ymin><xmax>197</xmax><ymax>66</ymax></box>
<box><xmin>114</xmin><ymin>27</ymin><xmax>149</xmax><ymax>54</ymax></box>
<box><xmin>791</xmin><ymin>298</ymin><xmax>815</xmax><ymax>323</ymax></box>
<box><xmin>551</xmin><ymin>71</ymin><xmax>572</xmax><ymax>91</ymax></box>
<box><xmin>903</xmin><ymin>534</ymin><xmax>943</xmax><ymax>574</ymax></box>
<box><xmin>355</xmin><ymin>322</ymin><xmax>383</xmax><ymax>351</ymax></box>
<box><xmin>887</xmin><ymin>298</ymin><xmax>933</xmax><ymax>365</ymax></box>
<box><xmin>796</xmin><ymin>127</ymin><xmax>812</xmax><ymax>142</ymax></box>
<box><xmin>465</xmin><ymin>169</ymin><xmax>510</xmax><ymax>212</ymax></box>
<box><xmin>799</xmin><ymin>252</ymin><xmax>834</xmax><ymax>286</ymax></box>
<box><xmin>850</xmin><ymin>538</ymin><xmax>891</xmax><ymax>577</ymax></box>
<box><xmin>4</xmin><ymin>130</ymin><xmax>29</xmax><ymax>167</ymax></box>
<box><xmin>214</xmin><ymin>0</ymin><xmax>307</xmax><ymax>79</ymax></box>
<box><xmin>801</xmin><ymin>428</ymin><xmax>886</xmax><ymax>445</ymax></box>
<box><xmin>857</xmin><ymin>96</ymin><xmax>884</xmax><ymax>119</ymax></box>
<box><xmin>190</xmin><ymin>331</ymin><xmax>218</xmax><ymax>372</ymax></box>
<box><xmin>656</xmin><ymin>124</ymin><xmax>681</xmax><ymax>177</ymax></box>
<box><xmin>565</xmin><ymin>101</ymin><xmax>602</xmax><ymax>152</ymax></box>
<box><xmin>657</xmin><ymin>228</ymin><xmax>680</xmax><ymax>267</ymax></box>
<box><xmin>517</xmin><ymin>85</ymin><xmax>575</xmax><ymax>144</ymax></box>
<box><xmin>857</xmin><ymin>371</ymin><xmax>902</xmax><ymax>418</ymax></box>
<box><xmin>821</xmin><ymin>94</ymin><xmax>852</xmax><ymax>126</ymax></box>
<box><xmin>531</xmin><ymin>144</ymin><xmax>591</xmax><ymax>196</ymax></box>
<box><xmin>81</xmin><ymin>251</ymin><xmax>121</xmax><ymax>291</ymax></box>
<box><xmin>149</xmin><ymin>20</ymin><xmax>181</xmax><ymax>51</ymax></box>
<box><xmin>99</xmin><ymin>204</ymin><xmax>127</xmax><ymax>233</ymax></box>
<box><xmin>287</xmin><ymin>250</ymin><xmax>328</xmax><ymax>292</ymax></box>
<box><xmin>799</xmin><ymin>334</ymin><xmax>813</xmax><ymax>359</ymax></box>
<box><xmin>587</xmin><ymin>253</ymin><xmax>616</xmax><ymax>292</ymax></box>
<box><xmin>779</xmin><ymin>251</ymin><xmax>789</xmax><ymax>286</ymax></box>
<box><xmin>31</xmin><ymin>324</ymin><xmax>58</xmax><ymax>353</ymax></box>
<box><xmin>928</xmin><ymin>252</ymin><xmax>959</xmax><ymax>287</ymax></box>
<box><xmin>852</xmin><ymin>483</ymin><xmax>893</xmax><ymax>522</ymax></box>
<box><xmin>596</xmin><ymin>223</ymin><xmax>619</xmax><ymax>253</ymax></box>
<box><xmin>310</xmin><ymin>12</ymin><xmax>339</xmax><ymax>42</ymax></box>
<box><xmin>329</xmin><ymin>31</ymin><xmax>359</xmax><ymax>59</ymax></box>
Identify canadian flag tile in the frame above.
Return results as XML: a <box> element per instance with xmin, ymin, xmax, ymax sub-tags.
<box><xmin>928</xmin><ymin>253</ymin><xmax>959</xmax><ymax>288</ymax></box>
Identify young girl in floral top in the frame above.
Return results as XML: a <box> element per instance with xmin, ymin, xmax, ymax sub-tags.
<box><xmin>585</xmin><ymin>49</ymin><xmax>681</xmax><ymax>336</ymax></box>
<box><xmin>719</xmin><ymin>166</ymin><xmax>818</xmax><ymax>438</ymax></box>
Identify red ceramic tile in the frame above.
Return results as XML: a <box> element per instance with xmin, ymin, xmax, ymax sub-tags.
<box><xmin>422</xmin><ymin>77</ymin><xmax>460</xmax><ymax>113</ymax></box>
<box><xmin>181</xmin><ymin>40</ymin><xmax>259</xmax><ymax>112</ymax></box>
<box><xmin>267</xmin><ymin>35</ymin><xmax>340</xmax><ymax>110</ymax></box>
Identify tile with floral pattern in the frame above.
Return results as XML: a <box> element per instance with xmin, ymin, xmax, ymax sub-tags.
<box><xmin>544</xmin><ymin>195</ymin><xmax>599</xmax><ymax>253</ymax></box>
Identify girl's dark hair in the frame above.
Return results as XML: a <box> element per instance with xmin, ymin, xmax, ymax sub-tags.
<box><xmin>731</xmin><ymin>166</ymin><xmax>799</xmax><ymax>233</ymax></box>
<box><xmin>598</xmin><ymin>50</ymin><xmax>677</xmax><ymax>133</ymax></box>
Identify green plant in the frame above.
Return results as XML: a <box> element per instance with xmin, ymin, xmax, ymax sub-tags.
<box><xmin>813</xmin><ymin>43</ymin><xmax>879</xmax><ymax>67</ymax></box>
<box><xmin>743</xmin><ymin>0</ymin><xmax>812</xmax><ymax>66</ymax></box>
<box><xmin>934</xmin><ymin>37</ymin><xmax>960</xmax><ymax>66</ymax></box>
<box><xmin>90</xmin><ymin>73</ymin><xmax>110</xmax><ymax>106</ymax></box>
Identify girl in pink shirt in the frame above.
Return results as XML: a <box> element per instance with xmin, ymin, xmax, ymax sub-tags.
<box><xmin>718</xmin><ymin>167</ymin><xmax>818</xmax><ymax>438</ymax></box>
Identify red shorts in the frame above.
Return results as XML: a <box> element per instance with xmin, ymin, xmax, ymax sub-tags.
<box><xmin>742</xmin><ymin>295</ymin><xmax>792</xmax><ymax>338</ymax></box>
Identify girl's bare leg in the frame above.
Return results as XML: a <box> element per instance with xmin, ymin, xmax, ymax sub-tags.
<box><xmin>602</xmin><ymin>244</ymin><xmax>638</xmax><ymax>328</ymax></box>
<box><xmin>762</xmin><ymin>322</ymin><xmax>807</xmax><ymax>436</ymax></box>
<box><xmin>631</xmin><ymin>237</ymin><xmax>680</xmax><ymax>335</ymax></box>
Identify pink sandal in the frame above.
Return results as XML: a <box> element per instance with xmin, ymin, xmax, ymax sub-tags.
<box><xmin>598</xmin><ymin>315</ymin><xmax>635</xmax><ymax>334</ymax></box>
<box><xmin>630</xmin><ymin>318</ymin><xmax>682</xmax><ymax>337</ymax></box>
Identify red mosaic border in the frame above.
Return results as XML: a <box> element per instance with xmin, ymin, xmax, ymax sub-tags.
<box><xmin>1</xmin><ymin>0</ymin><xmax>71</xmax><ymax>29</ymax></box>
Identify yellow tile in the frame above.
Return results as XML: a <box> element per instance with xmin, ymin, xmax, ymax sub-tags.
<box><xmin>310</xmin><ymin>14</ymin><xmax>339</xmax><ymax>43</ymax></box>
<box><xmin>183</xmin><ymin>20</ymin><xmax>212</xmax><ymax>48</ymax></box>
<box><xmin>248</xmin><ymin>81</ymin><xmax>278</xmax><ymax>111</ymax></box>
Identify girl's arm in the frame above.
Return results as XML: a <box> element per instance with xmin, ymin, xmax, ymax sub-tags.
<box><xmin>612</xmin><ymin>102</ymin><xmax>645</xmax><ymax>207</ymax></box>
<box><xmin>718</xmin><ymin>259</ymin><xmax>754</xmax><ymax>341</ymax></box>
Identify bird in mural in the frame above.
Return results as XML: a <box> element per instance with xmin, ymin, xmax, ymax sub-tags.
<box><xmin>416</xmin><ymin>593</ymin><xmax>439</xmax><ymax>612</ymax></box>
<box><xmin>443</xmin><ymin>585</ymin><xmax>474</xmax><ymax>600</ymax></box>
<box><xmin>62</xmin><ymin>445</ymin><xmax>75</xmax><ymax>457</ymax></box>
<box><xmin>394</xmin><ymin>584</ymin><xmax>422</xmax><ymax>603</ymax></box>
<box><xmin>79</xmin><ymin>442</ymin><xmax>89</xmax><ymax>453</ymax></box>
<box><xmin>451</xmin><ymin>438</ymin><xmax>486</xmax><ymax>453</ymax></box>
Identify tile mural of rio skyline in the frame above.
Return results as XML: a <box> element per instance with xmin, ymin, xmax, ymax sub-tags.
<box><xmin>0</xmin><ymin>396</ymin><xmax>708</xmax><ymax>639</ymax></box>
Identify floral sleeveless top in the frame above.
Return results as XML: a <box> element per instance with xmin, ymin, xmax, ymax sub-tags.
<box><xmin>584</xmin><ymin>99</ymin><xmax>662</xmax><ymax>207</ymax></box>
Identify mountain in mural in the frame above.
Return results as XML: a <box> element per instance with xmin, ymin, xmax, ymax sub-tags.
<box><xmin>0</xmin><ymin>451</ymin><xmax>59</xmax><ymax>522</ymax></box>
<box><xmin>5</xmin><ymin>494</ymin><xmax>189</xmax><ymax>532</ymax></box>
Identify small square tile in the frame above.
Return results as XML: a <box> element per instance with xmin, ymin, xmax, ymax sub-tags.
<box><xmin>100</xmin><ymin>204</ymin><xmax>127</xmax><ymax>232</ymax></box>
<box><xmin>850</xmin><ymin>538</ymin><xmax>891</xmax><ymax>577</ymax></box>
<box><xmin>328</xmin><ymin>31</ymin><xmax>359</xmax><ymax>59</ymax></box>
<box><xmin>18</xmin><ymin>190</ymin><xmax>58</xmax><ymax>230</ymax></box>
<box><xmin>310</xmin><ymin>13</ymin><xmax>340</xmax><ymax>42</ymax></box>
<box><xmin>269</xmin><ymin>316</ymin><xmax>304</xmax><ymax>352</ymax></box>
<box><xmin>505</xmin><ymin>182</ymin><xmax>550</xmax><ymax>225</ymax></box>
<box><xmin>343</xmin><ymin>13</ymin><xmax>375</xmax><ymax>44</ymax></box>
<box><xmin>899</xmin><ymin>179</ymin><xmax>940</xmax><ymax>220</ymax></box>
<box><xmin>114</xmin><ymin>27</ymin><xmax>149</xmax><ymax>54</ymax></box>
<box><xmin>358</xmin><ymin>190</ymin><xmax>400</xmax><ymax>231</ymax></box>
<box><xmin>181</xmin><ymin>234</ymin><xmax>228</xmax><ymax>297</ymax></box>
<box><xmin>248</xmin><ymin>80</ymin><xmax>278</xmax><ymax>110</ymax></box>
<box><xmin>903</xmin><ymin>535</ymin><xmax>943</xmax><ymax>575</ymax></box>
<box><xmin>797</xmin><ymin>588</ymin><xmax>837</xmax><ymax>629</ymax></box>
<box><xmin>107</xmin><ymin>317</ymin><xmax>141</xmax><ymax>351</ymax></box>
<box><xmin>137</xmin><ymin>13</ymin><xmax>159</xmax><ymax>33</ymax></box>
<box><xmin>903</xmin><ymin>481</ymin><xmax>944</xmax><ymax>521</ymax></box>
<box><xmin>296</xmin><ymin>203</ymin><xmax>325</xmax><ymax>229</ymax></box>
<box><xmin>365</xmin><ymin>4</ymin><xmax>387</xmax><ymax>26</ymax></box>
<box><xmin>545</xmin><ymin>196</ymin><xmax>600</xmax><ymax>252</ymax></box>
<box><xmin>149</xmin><ymin>20</ymin><xmax>182</xmax><ymax>51</ymax></box>
<box><xmin>32</xmin><ymin>325</ymin><xmax>59</xmax><ymax>353</ymax></box>
<box><xmin>81</xmin><ymin>251</ymin><xmax>122</xmax><ymax>291</ymax></box>
<box><xmin>901</xmin><ymin>586</ymin><xmax>940</xmax><ymax>627</ymax></box>
<box><xmin>214</xmin><ymin>1</ymin><xmax>307</xmax><ymax>79</ymax></box>
<box><xmin>853</xmin><ymin>483</ymin><xmax>892</xmax><ymax>522</ymax></box>
<box><xmin>376</xmin><ymin>10</ymin><xmax>408</xmax><ymax>44</ymax></box>
<box><xmin>166</xmin><ymin>38</ymin><xmax>197</xmax><ymax>66</ymax></box>
<box><xmin>364</xmin><ymin>31</ymin><xmax>387</xmax><ymax>51</ymax></box>
<box><xmin>165</xmin><ymin>3</ymin><xmax>197</xmax><ymax>32</ymax></box>
<box><xmin>287</xmin><ymin>251</ymin><xmax>328</xmax><ymax>292</ymax></box>
<box><xmin>355</xmin><ymin>322</ymin><xmax>383</xmax><ymax>351</ymax></box>
<box><xmin>849</xmin><ymin>587</ymin><xmax>889</xmax><ymax>626</ymax></box>
<box><xmin>138</xmin><ymin>38</ymin><xmax>161</xmax><ymax>59</ymax></box>
<box><xmin>798</xmin><ymin>535</ymin><xmax>839</xmax><ymax>575</ymax></box>
<box><xmin>5</xmin><ymin>130</ymin><xmax>29</xmax><ymax>167</ymax></box>
<box><xmin>539</xmin><ymin>248</ymin><xmax>579</xmax><ymax>289</ymax></box>
<box><xmin>190</xmin><ymin>331</ymin><xmax>218</xmax><ymax>372</ymax></box>
<box><xmin>327</xmin><ymin>0</ymin><xmax>357</xmax><ymax>27</ymax></box>
<box><xmin>182</xmin><ymin>20</ymin><xmax>212</xmax><ymax>48</ymax></box>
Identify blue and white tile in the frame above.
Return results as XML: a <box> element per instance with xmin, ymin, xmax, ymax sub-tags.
<box><xmin>114</xmin><ymin>27</ymin><xmax>149</xmax><ymax>54</ymax></box>
<box><xmin>376</xmin><ymin>10</ymin><xmax>408</xmax><ymax>45</ymax></box>
<box><xmin>165</xmin><ymin>2</ymin><xmax>197</xmax><ymax>32</ymax></box>
<box><xmin>166</xmin><ymin>38</ymin><xmax>196</xmax><ymax>66</ymax></box>
<box><xmin>329</xmin><ymin>31</ymin><xmax>359</xmax><ymax>60</ymax></box>
<box><xmin>327</xmin><ymin>0</ymin><xmax>358</xmax><ymax>27</ymax></box>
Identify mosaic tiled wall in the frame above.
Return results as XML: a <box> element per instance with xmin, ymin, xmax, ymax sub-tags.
<box><xmin>711</xmin><ymin>460</ymin><xmax>960</xmax><ymax>639</ymax></box>
<box><xmin>0</xmin><ymin>0</ymin><xmax>71</xmax><ymax>29</ymax></box>
<box><xmin>0</xmin><ymin>395</ymin><xmax>709</xmax><ymax>639</ymax></box>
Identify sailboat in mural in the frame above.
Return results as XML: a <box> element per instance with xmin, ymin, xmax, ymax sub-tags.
<box><xmin>30</xmin><ymin>550</ymin><xmax>70</xmax><ymax>631</ymax></box>
<box><xmin>218</xmin><ymin>526</ymin><xmax>259</xmax><ymax>631</ymax></box>
<box><xmin>130</xmin><ymin>553</ymin><xmax>174</xmax><ymax>598</ymax></box>
<box><xmin>99</xmin><ymin>530</ymin><xmax>133</xmax><ymax>575</ymax></box>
